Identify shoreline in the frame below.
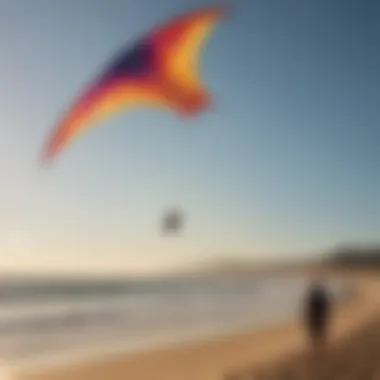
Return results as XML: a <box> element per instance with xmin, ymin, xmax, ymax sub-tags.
<box><xmin>17</xmin><ymin>269</ymin><xmax>379</xmax><ymax>380</ymax></box>
<box><xmin>5</xmin><ymin>274</ymin><xmax>316</xmax><ymax>373</ymax></box>
<box><xmin>12</xmin><ymin>311</ymin><xmax>294</xmax><ymax>375</ymax></box>
<box><xmin>6</xmin><ymin>274</ymin><xmax>317</xmax><ymax>372</ymax></box>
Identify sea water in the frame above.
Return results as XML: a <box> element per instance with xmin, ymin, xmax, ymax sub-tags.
<box><xmin>0</xmin><ymin>274</ymin><xmax>347</xmax><ymax>374</ymax></box>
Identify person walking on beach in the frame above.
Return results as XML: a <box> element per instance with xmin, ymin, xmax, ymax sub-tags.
<box><xmin>304</xmin><ymin>279</ymin><xmax>331</xmax><ymax>355</ymax></box>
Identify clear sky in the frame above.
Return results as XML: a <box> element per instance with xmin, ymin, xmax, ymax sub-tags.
<box><xmin>0</xmin><ymin>0</ymin><xmax>379</xmax><ymax>275</ymax></box>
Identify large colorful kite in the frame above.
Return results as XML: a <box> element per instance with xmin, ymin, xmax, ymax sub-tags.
<box><xmin>42</xmin><ymin>5</ymin><xmax>227</xmax><ymax>162</ymax></box>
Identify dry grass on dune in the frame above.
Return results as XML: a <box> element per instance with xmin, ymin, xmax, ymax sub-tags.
<box><xmin>225</xmin><ymin>316</ymin><xmax>380</xmax><ymax>380</ymax></box>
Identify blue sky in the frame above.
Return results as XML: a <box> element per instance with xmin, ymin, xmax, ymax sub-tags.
<box><xmin>0</xmin><ymin>0</ymin><xmax>379</xmax><ymax>274</ymax></box>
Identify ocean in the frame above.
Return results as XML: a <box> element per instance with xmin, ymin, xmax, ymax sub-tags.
<box><xmin>0</xmin><ymin>274</ymin><xmax>347</xmax><ymax>375</ymax></box>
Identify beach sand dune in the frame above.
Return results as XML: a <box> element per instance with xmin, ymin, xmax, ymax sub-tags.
<box><xmin>17</xmin><ymin>270</ymin><xmax>380</xmax><ymax>380</ymax></box>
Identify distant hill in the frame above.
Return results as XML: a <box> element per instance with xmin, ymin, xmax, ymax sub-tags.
<box><xmin>182</xmin><ymin>257</ymin><xmax>322</xmax><ymax>278</ymax></box>
<box><xmin>328</xmin><ymin>244</ymin><xmax>380</xmax><ymax>268</ymax></box>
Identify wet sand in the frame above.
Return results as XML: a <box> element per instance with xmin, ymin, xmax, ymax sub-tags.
<box><xmin>17</xmin><ymin>270</ymin><xmax>380</xmax><ymax>380</ymax></box>
<box><xmin>230</xmin><ymin>315</ymin><xmax>380</xmax><ymax>380</ymax></box>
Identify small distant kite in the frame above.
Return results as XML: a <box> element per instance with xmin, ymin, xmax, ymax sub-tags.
<box><xmin>161</xmin><ymin>208</ymin><xmax>185</xmax><ymax>234</ymax></box>
<box><xmin>42</xmin><ymin>5</ymin><xmax>227</xmax><ymax>163</ymax></box>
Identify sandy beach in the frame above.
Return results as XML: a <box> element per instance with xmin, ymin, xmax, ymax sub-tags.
<box><xmin>16</xmin><ymin>269</ymin><xmax>380</xmax><ymax>380</ymax></box>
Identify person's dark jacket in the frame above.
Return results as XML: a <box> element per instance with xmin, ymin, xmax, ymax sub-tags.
<box><xmin>304</xmin><ymin>282</ymin><xmax>331</xmax><ymax>339</ymax></box>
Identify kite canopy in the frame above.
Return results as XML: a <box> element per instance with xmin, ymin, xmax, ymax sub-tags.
<box><xmin>42</xmin><ymin>5</ymin><xmax>227</xmax><ymax>163</ymax></box>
